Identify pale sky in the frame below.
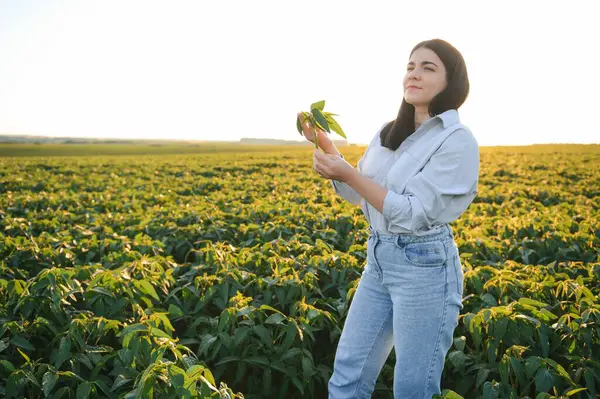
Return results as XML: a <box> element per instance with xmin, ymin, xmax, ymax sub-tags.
<box><xmin>0</xmin><ymin>0</ymin><xmax>598</xmax><ymax>146</ymax></box>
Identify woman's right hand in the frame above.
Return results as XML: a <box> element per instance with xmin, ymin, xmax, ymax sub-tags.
<box><xmin>297</xmin><ymin>112</ymin><xmax>330</xmax><ymax>148</ymax></box>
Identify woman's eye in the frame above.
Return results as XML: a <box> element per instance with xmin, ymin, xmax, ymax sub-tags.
<box><xmin>407</xmin><ymin>67</ymin><xmax>434</xmax><ymax>72</ymax></box>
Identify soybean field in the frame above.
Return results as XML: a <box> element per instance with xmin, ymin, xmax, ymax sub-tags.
<box><xmin>0</xmin><ymin>143</ymin><xmax>599</xmax><ymax>399</ymax></box>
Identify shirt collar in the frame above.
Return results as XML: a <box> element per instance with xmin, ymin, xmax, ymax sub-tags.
<box><xmin>433</xmin><ymin>109</ymin><xmax>460</xmax><ymax>128</ymax></box>
<box><xmin>394</xmin><ymin>109</ymin><xmax>461</xmax><ymax>145</ymax></box>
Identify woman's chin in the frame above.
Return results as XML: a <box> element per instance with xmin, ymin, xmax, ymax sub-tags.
<box><xmin>404</xmin><ymin>97</ymin><xmax>423</xmax><ymax>106</ymax></box>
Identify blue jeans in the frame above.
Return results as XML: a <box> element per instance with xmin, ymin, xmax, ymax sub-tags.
<box><xmin>328</xmin><ymin>224</ymin><xmax>464</xmax><ymax>399</ymax></box>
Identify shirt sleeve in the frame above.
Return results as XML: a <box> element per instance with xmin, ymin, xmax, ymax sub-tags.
<box><xmin>381</xmin><ymin>129</ymin><xmax>480</xmax><ymax>231</ymax></box>
<box><xmin>330</xmin><ymin>153</ymin><xmax>365</xmax><ymax>205</ymax></box>
<box><xmin>329</xmin><ymin>122</ymin><xmax>388</xmax><ymax>206</ymax></box>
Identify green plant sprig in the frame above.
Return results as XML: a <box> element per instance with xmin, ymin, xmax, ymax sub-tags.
<box><xmin>296</xmin><ymin>100</ymin><xmax>347</xmax><ymax>149</ymax></box>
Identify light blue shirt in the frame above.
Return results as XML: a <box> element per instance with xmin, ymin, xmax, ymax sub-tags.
<box><xmin>331</xmin><ymin>109</ymin><xmax>480</xmax><ymax>236</ymax></box>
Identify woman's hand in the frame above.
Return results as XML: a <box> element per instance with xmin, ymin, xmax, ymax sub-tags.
<box><xmin>313</xmin><ymin>149</ymin><xmax>357</xmax><ymax>182</ymax></box>
<box><xmin>297</xmin><ymin>112</ymin><xmax>331</xmax><ymax>150</ymax></box>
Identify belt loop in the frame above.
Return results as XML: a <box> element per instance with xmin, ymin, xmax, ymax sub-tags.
<box><xmin>374</xmin><ymin>229</ymin><xmax>380</xmax><ymax>243</ymax></box>
<box><xmin>396</xmin><ymin>234</ymin><xmax>404</xmax><ymax>248</ymax></box>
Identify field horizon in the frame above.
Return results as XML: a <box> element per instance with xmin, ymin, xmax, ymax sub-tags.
<box><xmin>1</xmin><ymin>142</ymin><xmax>599</xmax><ymax>158</ymax></box>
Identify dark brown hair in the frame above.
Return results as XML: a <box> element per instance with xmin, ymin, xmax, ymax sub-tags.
<box><xmin>380</xmin><ymin>39</ymin><xmax>470</xmax><ymax>151</ymax></box>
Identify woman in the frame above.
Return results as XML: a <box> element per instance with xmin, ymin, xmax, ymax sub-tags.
<box><xmin>297</xmin><ymin>39</ymin><xmax>479</xmax><ymax>398</ymax></box>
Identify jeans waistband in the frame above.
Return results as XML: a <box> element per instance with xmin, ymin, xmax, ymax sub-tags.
<box><xmin>368</xmin><ymin>224</ymin><xmax>454</xmax><ymax>244</ymax></box>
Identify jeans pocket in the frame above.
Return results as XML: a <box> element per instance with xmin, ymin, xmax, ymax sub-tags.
<box><xmin>402</xmin><ymin>240</ymin><xmax>447</xmax><ymax>267</ymax></box>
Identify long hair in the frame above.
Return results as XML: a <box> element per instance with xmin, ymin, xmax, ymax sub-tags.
<box><xmin>380</xmin><ymin>39</ymin><xmax>470</xmax><ymax>151</ymax></box>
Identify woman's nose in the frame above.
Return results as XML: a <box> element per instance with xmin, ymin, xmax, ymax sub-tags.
<box><xmin>408</xmin><ymin>70</ymin><xmax>421</xmax><ymax>80</ymax></box>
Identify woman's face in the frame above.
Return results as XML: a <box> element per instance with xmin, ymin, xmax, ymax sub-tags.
<box><xmin>403</xmin><ymin>47</ymin><xmax>447</xmax><ymax>108</ymax></box>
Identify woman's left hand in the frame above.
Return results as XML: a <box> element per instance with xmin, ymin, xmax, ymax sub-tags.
<box><xmin>313</xmin><ymin>149</ymin><xmax>356</xmax><ymax>183</ymax></box>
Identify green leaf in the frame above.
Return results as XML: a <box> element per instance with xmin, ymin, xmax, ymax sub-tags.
<box><xmin>53</xmin><ymin>386</ymin><xmax>71</xmax><ymax>399</ymax></box>
<box><xmin>142</xmin><ymin>380</ymin><xmax>154</xmax><ymax>398</ymax></box>
<box><xmin>546</xmin><ymin>359</ymin><xmax>575</xmax><ymax>385</ymax></box>
<box><xmin>243</xmin><ymin>356</ymin><xmax>270</xmax><ymax>366</ymax></box>
<box><xmin>93</xmin><ymin>380</ymin><xmax>115</xmax><ymax>398</ymax></box>
<box><xmin>494</xmin><ymin>317</ymin><xmax>508</xmax><ymax>342</ymax></box>
<box><xmin>259</xmin><ymin>304</ymin><xmax>285</xmax><ymax>315</ymax></box>
<box><xmin>156</xmin><ymin>313</ymin><xmax>175</xmax><ymax>332</ymax></box>
<box><xmin>17</xmin><ymin>347</ymin><xmax>30</xmax><ymax>362</ymax></box>
<box><xmin>566</xmin><ymin>387</ymin><xmax>587</xmax><ymax>396</ymax></box>
<box><xmin>312</xmin><ymin>108</ymin><xmax>330</xmax><ymax>133</ymax></box>
<box><xmin>168</xmin><ymin>365</ymin><xmax>186</xmax><ymax>389</ymax></box>
<box><xmin>201</xmin><ymin>367</ymin><xmax>217</xmax><ymax>390</ymax></box>
<box><xmin>448</xmin><ymin>351</ymin><xmax>467</xmax><ymax>372</ymax></box>
<box><xmin>123</xmin><ymin>386</ymin><xmax>142</xmax><ymax>399</ymax></box>
<box><xmin>499</xmin><ymin>357</ymin><xmax>510</xmax><ymax>385</ymax></box>
<box><xmin>538</xmin><ymin>308</ymin><xmax>557</xmax><ymax>320</ymax></box>
<box><xmin>55</xmin><ymin>336</ymin><xmax>71</xmax><ymax>369</ymax></box>
<box><xmin>215</xmin><ymin>356</ymin><xmax>240</xmax><ymax>366</ymax></box>
<box><xmin>0</xmin><ymin>359</ymin><xmax>15</xmax><ymax>372</ymax></box>
<box><xmin>482</xmin><ymin>381</ymin><xmax>499</xmax><ymax>399</ymax></box>
<box><xmin>510</xmin><ymin>357</ymin><xmax>526</xmax><ymax>387</ymax></box>
<box><xmin>168</xmin><ymin>304</ymin><xmax>184</xmax><ymax>318</ymax></box>
<box><xmin>11</xmin><ymin>335</ymin><xmax>35</xmax><ymax>351</ymax></box>
<box><xmin>198</xmin><ymin>334</ymin><xmax>217</xmax><ymax>356</ymax></box>
<box><xmin>481</xmin><ymin>293</ymin><xmax>497</xmax><ymax>307</ymax></box>
<box><xmin>0</xmin><ymin>339</ymin><xmax>9</xmax><ymax>353</ymax></box>
<box><xmin>440</xmin><ymin>390</ymin><xmax>464</xmax><ymax>399</ymax></box>
<box><xmin>296</xmin><ymin>116</ymin><xmax>303</xmax><ymax>135</ymax></box>
<box><xmin>265</xmin><ymin>313</ymin><xmax>286</xmax><ymax>325</ymax></box>
<box><xmin>43</xmin><ymin>371</ymin><xmax>58</xmax><ymax>396</ymax></box>
<box><xmin>74</xmin><ymin>353</ymin><xmax>93</xmax><ymax>370</ymax></box>
<box><xmin>514</xmin><ymin>313</ymin><xmax>541</xmax><ymax>327</ymax></box>
<box><xmin>476</xmin><ymin>368</ymin><xmax>490</xmax><ymax>389</ymax></box>
<box><xmin>253</xmin><ymin>325</ymin><xmax>272</xmax><ymax>347</ymax></box>
<box><xmin>118</xmin><ymin>323</ymin><xmax>147</xmax><ymax>338</ymax></box>
<box><xmin>469</xmin><ymin>315</ymin><xmax>483</xmax><ymax>349</ymax></box>
<box><xmin>535</xmin><ymin>368</ymin><xmax>554</xmax><ymax>393</ymax></box>
<box><xmin>302</xmin><ymin>356</ymin><xmax>314</xmax><ymax>380</ymax></box>
<box><xmin>538</xmin><ymin>324</ymin><xmax>549</xmax><ymax>358</ymax></box>
<box><xmin>137</xmin><ymin>280</ymin><xmax>159</xmax><ymax>301</ymax></box>
<box><xmin>525</xmin><ymin>356</ymin><xmax>541</xmax><ymax>379</ymax></box>
<box><xmin>76</xmin><ymin>381</ymin><xmax>92</xmax><ymax>399</ymax></box>
<box><xmin>310</xmin><ymin>100</ymin><xmax>325</xmax><ymax>111</ymax></box>
<box><xmin>453</xmin><ymin>336</ymin><xmax>466</xmax><ymax>352</ymax></box>
<box><xmin>281</xmin><ymin>348</ymin><xmax>302</xmax><ymax>361</ymax></box>
<box><xmin>324</xmin><ymin>114</ymin><xmax>347</xmax><ymax>139</ymax></box>
<box><xmin>281</xmin><ymin>322</ymin><xmax>297</xmax><ymax>350</ymax></box>
<box><xmin>149</xmin><ymin>327</ymin><xmax>171</xmax><ymax>339</ymax></box>
<box><xmin>268</xmin><ymin>361</ymin><xmax>288</xmax><ymax>375</ymax></box>
<box><xmin>584</xmin><ymin>369</ymin><xmax>596</xmax><ymax>397</ymax></box>
<box><xmin>186</xmin><ymin>365</ymin><xmax>205</xmax><ymax>378</ymax></box>
<box><xmin>56</xmin><ymin>370</ymin><xmax>81</xmax><ymax>380</ymax></box>
<box><xmin>518</xmin><ymin>297</ymin><xmax>549</xmax><ymax>308</ymax></box>
<box><xmin>111</xmin><ymin>374</ymin><xmax>132</xmax><ymax>392</ymax></box>
<box><xmin>291</xmin><ymin>376</ymin><xmax>305</xmax><ymax>395</ymax></box>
